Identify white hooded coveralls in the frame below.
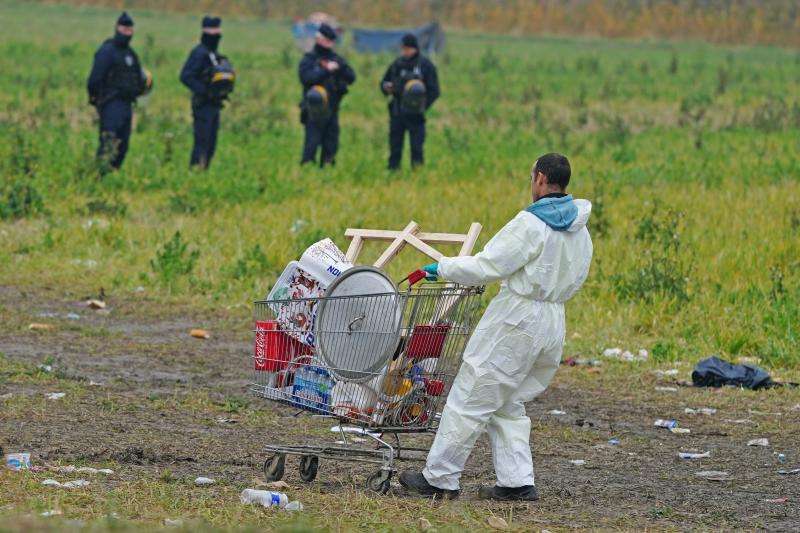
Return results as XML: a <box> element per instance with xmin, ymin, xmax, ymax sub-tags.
<box><xmin>422</xmin><ymin>199</ymin><xmax>593</xmax><ymax>490</ymax></box>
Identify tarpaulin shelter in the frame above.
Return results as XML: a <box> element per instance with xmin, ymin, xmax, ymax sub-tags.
<box><xmin>352</xmin><ymin>22</ymin><xmax>445</xmax><ymax>54</ymax></box>
<box><xmin>292</xmin><ymin>12</ymin><xmax>343</xmax><ymax>52</ymax></box>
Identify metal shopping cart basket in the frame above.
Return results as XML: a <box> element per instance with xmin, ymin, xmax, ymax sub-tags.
<box><xmin>250</xmin><ymin>266</ymin><xmax>484</xmax><ymax>493</ymax></box>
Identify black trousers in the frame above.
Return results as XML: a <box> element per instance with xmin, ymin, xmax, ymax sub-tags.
<box><xmin>97</xmin><ymin>98</ymin><xmax>132</xmax><ymax>171</ymax></box>
<box><xmin>388</xmin><ymin>112</ymin><xmax>425</xmax><ymax>170</ymax></box>
<box><xmin>191</xmin><ymin>102</ymin><xmax>221</xmax><ymax>169</ymax></box>
<box><xmin>301</xmin><ymin>112</ymin><xmax>339</xmax><ymax>167</ymax></box>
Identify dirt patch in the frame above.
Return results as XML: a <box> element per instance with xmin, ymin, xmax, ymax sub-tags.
<box><xmin>1</xmin><ymin>286</ymin><xmax>799</xmax><ymax>529</ymax></box>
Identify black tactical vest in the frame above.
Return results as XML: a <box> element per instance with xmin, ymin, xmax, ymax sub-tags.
<box><xmin>107</xmin><ymin>48</ymin><xmax>145</xmax><ymax>101</ymax></box>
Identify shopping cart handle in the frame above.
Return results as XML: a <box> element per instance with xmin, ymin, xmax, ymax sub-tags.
<box><xmin>404</xmin><ymin>269</ymin><xmax>428</xmax><ymax>286</ymax></box>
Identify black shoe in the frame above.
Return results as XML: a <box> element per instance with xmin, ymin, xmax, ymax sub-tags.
<box><xmin>399</xmin><ymin>470</ymin><xmax>460</xmax><ymax>499</ymax></box>
<box><xmin>478</xmin><ymin>485</ymin><xmax>539</xmax><ymax>501</ymax></box>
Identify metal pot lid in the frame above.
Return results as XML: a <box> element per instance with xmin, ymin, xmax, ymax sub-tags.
<box><xmin>314</xmin><ymin>266</ymin><xmax>402</xmax><ymax>383</ymax></box>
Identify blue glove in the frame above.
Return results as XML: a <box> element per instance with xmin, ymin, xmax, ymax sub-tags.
<box><xmin>422</xmin><ymin>262</ymin><xmax>439</xmax><ymax>281</ymax></box>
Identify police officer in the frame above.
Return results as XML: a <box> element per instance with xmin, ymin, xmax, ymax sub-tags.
<box><xmin>180</xmin><ymin>16</ymin><xmax>227</xmax><ymax>169</ymax></box>
<box><xmin>298</xmin><ymin>23</ymin><xmax>356</xmax><ymax>167</ymax></box>
<box><xmin>381</xmin><ymin>33</ymin><xmax>440</xmax><ymax>170</ymax></box>
<box><xmin>87</xmin><ymin>12</ymin><xmax>150</xmax><ymax>172</ymax></box>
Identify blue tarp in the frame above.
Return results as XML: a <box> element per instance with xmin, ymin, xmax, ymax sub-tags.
<box><xmin>292</xmin><ymin>20</ymin><xmax>445</xmax><ymax>55</ymax></box>
<box><xmin>352</xmin><ymin>22</ymin><xmax>445</xmax><ymax>54</ymax></box>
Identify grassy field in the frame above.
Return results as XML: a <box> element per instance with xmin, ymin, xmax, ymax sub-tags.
<box><xmin>1</xmin><ymin>0</ymin><xmax>799</xmax><ymax>530</ymax></box>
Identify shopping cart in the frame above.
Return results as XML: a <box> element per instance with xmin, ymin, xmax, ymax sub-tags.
<box><xmin>251</xmin><ymin>266</ymin><xmax>484</xmax><ymax>493</ymax></box>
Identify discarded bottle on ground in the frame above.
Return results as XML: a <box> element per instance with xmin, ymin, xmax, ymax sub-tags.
<box><xmin>240</xmin><ymin>489</ymin><xmax>288</xmax><ymax>508</ymax></box>
<box><xmin>654</xmin><ymin>419</ymin><xmax>678</xmax><ymax>429</ymax></box>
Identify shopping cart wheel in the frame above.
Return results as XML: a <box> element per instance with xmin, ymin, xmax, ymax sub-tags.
<box><xmin>299</xmin><ymin>455</ymin><xmax>319</xmax><ymax>482</ymax></box>
<box><xmin>263</xmin><ymin>454</ymin><xmax>285</xmax><ymax>482</ymax></box>
<box><xmin>366</xmin><ymin>469</ymin><xmax>392</xmax><ymax>494</ymax></box>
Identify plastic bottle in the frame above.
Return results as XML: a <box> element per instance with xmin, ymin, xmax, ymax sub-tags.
<box><xmin>240</xmin><ymin>489</ymin><xmax>288</xmax><ymax>508</ymax></box>
<box><xmin>654</xmin><ymin>419</ymin><xmax>678</xmax><ymax>429</ymax></box>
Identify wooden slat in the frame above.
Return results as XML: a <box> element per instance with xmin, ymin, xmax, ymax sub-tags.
<box><xmin>345</xmin><ymin>228</ymin><xmax>471</xmax><ymax>244</ymax></box>
<box><xmin>345</xmin><ymin>235</ymin><xmax>363</xmax><ymax>263</ymax></box>
<box><xmin>458</xmin><ymin>222</ymin><xmax>483</xmax><ymax>256</ymax></box>
<box><xmin>373</xmin><ymin>221</ymin><xmax>419</xmax><ymax>269</ymax></box>
<box><xmin>404</xmin><ymin>233</ymin><xmax>444</xmax><ymax>261</ymax></box>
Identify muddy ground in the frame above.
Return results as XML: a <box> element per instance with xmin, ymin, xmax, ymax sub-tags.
<box><xmin>1</xmin><ymin>285</ymin><xmax>799</xmax><ymax>530</ymax></box>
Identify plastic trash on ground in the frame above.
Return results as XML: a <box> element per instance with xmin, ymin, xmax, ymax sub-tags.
<box><xmin>42</xmin><ymin>478</ymin><xmax>90</xmax><ymax>488</ymax></box>
<box><xmin>241</xmin><ymin>488</ymin><xmax>288</xmax><ymax>508</ymax></box>
<box><xmin>678</xmin><ymin>451</ymin><xmax>710</xmax><ymax>459</ymax></box>
<box><xmin>747</xmin><ymin>438</ymin><xmax>769</xmax><ymax>447</ymax></box>
<box><xmin>5</xmin><ymin>453</ymin><xmax>31</xmax><ymax>470</ymax></box>
<box><xmin>684</xmin><ymin>407</ymin><xmax>717</xmax><ymax>415</ymax></box>
<box><xmin>692</xmin><ymin>356</ymin><xmax>775</xmax><ymax>389</ymax></box>
<box><xmin>654</xmin><ymin>419</ymin><xmax>678</xmax><ymax>429</ymax></box>
<box><xmin>195</xmin><ymin>476</ymin><xmax>216</xmax><ymax>485</ymax></box>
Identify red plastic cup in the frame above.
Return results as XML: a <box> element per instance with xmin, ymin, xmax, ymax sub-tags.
<box><xmin>425</xmin><ymin>379</ymin><xmax>445</xmax><ymax>396</ymax></box>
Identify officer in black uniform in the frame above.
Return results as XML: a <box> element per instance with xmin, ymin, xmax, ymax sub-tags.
<box><xmin>87</xmin><ymin>12</ymin><xmax>150</xmax><ymax>172</ymax></box>
<box><xmin>380</xmin><ymin>34</ymin><xmax>440</xmax><ymax>170</ymax></box>
<box><xmin>180</xmin><ymin>16</ymin><xmax>226</xmax><ymax>169</ymax></box>
<box><xmin>298</xmin><ymin>24</ymin><xmax>356</xmax><ymax>167</ymax></box>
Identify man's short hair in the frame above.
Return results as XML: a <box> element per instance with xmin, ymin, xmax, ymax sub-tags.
<box><xmin>534</xmin><ymin>153</ymin><xmax>571</xmax><ymax>189</ymax></box>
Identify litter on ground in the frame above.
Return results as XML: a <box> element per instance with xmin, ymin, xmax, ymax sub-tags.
<box><xmin>42</xmin><ymin>478</ymin><xmax>90</xmax><ymax>489</ymax></box>
<box><xmin>765</xmin><ymin>497</ymin><xmax>788</xmax><ymax>503</ymax></box>
<box><xmin>570</xmin><ymin>459</ymin><xmax>586</xmax><ymax>466</ymax></box>
<box><xmin>602</xmin><ymin>348</ymin><xmax>648</xmax><ymax>362</ymax></box>
<box><xmin>747</xmin><ymin>438</ymin><xmax>769</xmax><ymax>447</ymax></box>
<box><xmin>190</xmin><ymin>329</ymin><xmax>210</xmax><ymax>339</ymax></box>
<box><xmin>655</xmin><ymin>386</ymin><xmax>678</xmax><ymax>392</ymax></box>
<box><xmin>44</xmin><ymin>392</ymin><xmax>65</xmax><ymax>400</ymax></box>
<box><xmin>194</xmin><ymin>477</ymin><xmax>215</xmax><ymax>485</ymax></box>
<box><xmin>5</xmin><ymin>453</ymin><xmax>32</xmax><ymax>470</ymax></box>
<box><xmin>652</xmin><ymin>369</ymin><xmax>679</xmax><ymax>378</ymax></box>
<box><xmin>548</xmin><ymin>409</ymin><xmax>567</xmax><ymax>415</ymax></box>
<box><xmin>778</xmin><ymin>469</ymin><xmax>800</xmax><ymax>475</ymax></box>
<box><xmin>86</xmin><ymin>299</ymin><xmax>106</xmax><ymax>309</ymax></box>
<box><xmin>50</xmin><ymin>465</ymin><xmax>113</xmax><ymax>475</ymax></box>
<box><xmin>692</xmin><ymin>356</ymin><xmax>775</xmax><ymax>389</ymax></box>
<box><xmin>670</xmin><ymin>427</ymin><xmax>691</xmax><ymax>434</ymax></box>
<box><xmin>678</xmin><ymin>451</ymin><xmax>710</xmax><ymax>459</ymax></box>
<box><xmin>684</xmin><ymin>407</ymin><xmax>717</xmax><ymax>415</ymax></box>
<box><xmin>725</xmin><ymin>418</ymin><xmax>754</xmax><ymax>424</ymax></box>
<box><xmin>695</xmin><ymin>470</ymin><xmax>730</xmax><ymax>481</ymax></box>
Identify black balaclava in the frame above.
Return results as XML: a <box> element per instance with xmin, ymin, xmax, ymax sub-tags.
<box><xmin>201</xmin><ymin>16</ymin><xmax>222</xmax><ymax>51</ymax></box>
<box><xmin>113</xmin><ymin>11</ymin><xmax>134</xmax><ymax>47</ymax></box>
<box><xmin>314</xmin><ymin>23</ymin><xmax>336</xmax><ymax>55</ymax></box>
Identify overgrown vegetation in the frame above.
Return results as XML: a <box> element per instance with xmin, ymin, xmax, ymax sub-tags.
<box><xmin>0</xmin><ymin>2</ymin><xmax>798</xmax><ymax>367</ymax></box>
<box><xmin>48</xmin><ymin>0</ymin><xmax>800</xmax><ymax>47</ymax></box>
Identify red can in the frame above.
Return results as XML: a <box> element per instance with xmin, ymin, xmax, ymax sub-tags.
<box><xmin>254</xmin><ymin>320</ymin><xmax>293</xmax><ymax>372</ymax></box>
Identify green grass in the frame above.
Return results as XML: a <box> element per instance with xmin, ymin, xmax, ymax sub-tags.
<box><xmin>1</xmin><ymin>2</ymin><xmax>798</xmax><ymax>367</ymax></box>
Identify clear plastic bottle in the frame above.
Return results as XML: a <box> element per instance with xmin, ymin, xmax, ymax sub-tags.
<box><xmin>240</xmin><ymin>489</ymin><xmax>288</xmax><ymax>508</ymax></box>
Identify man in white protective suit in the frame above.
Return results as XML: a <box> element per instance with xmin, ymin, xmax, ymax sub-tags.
<box><xmin>399</xmin><ymin>153</ymin><xmax>593</xmax><ymax>501</ymax></box>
